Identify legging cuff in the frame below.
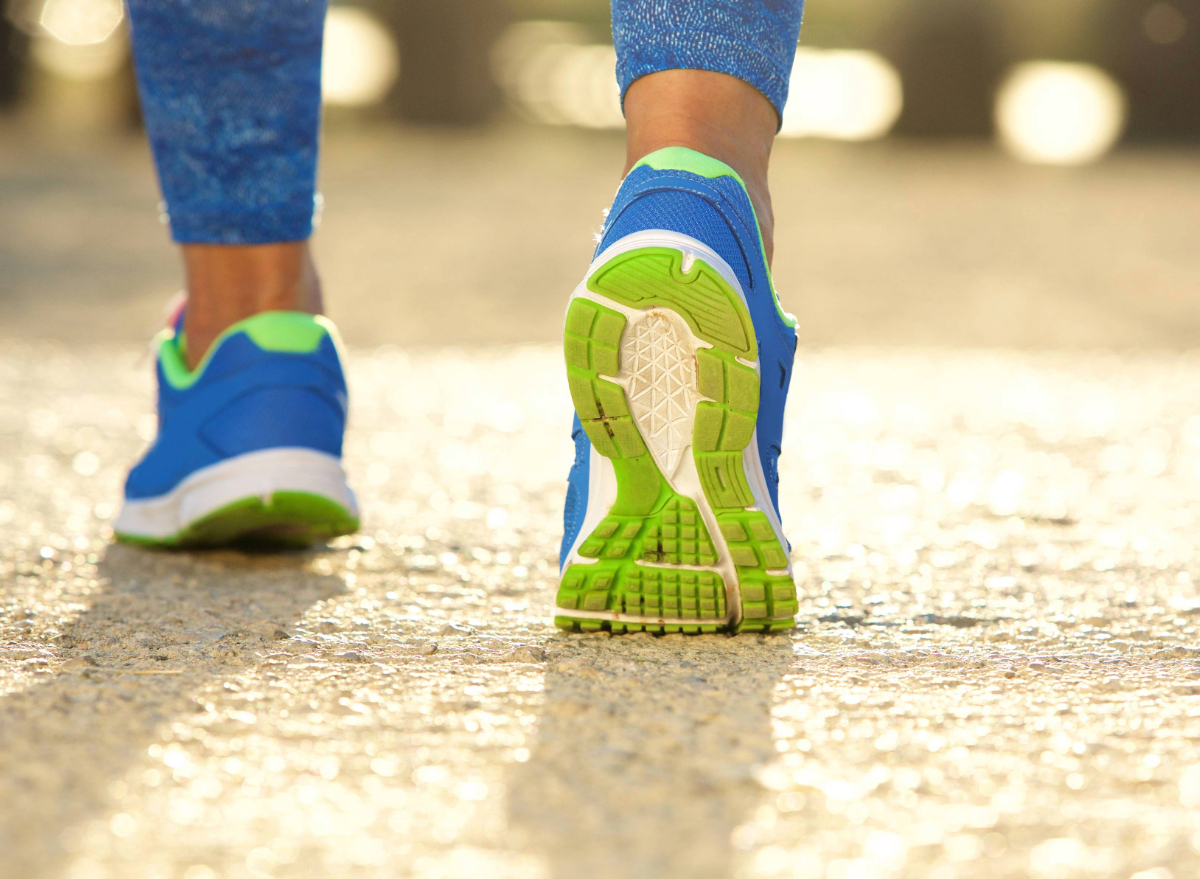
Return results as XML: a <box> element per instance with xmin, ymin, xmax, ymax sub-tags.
<box><xmin>612</xmin><ymin>2</ymin><xmax>805</xmax><ymax>123</ymax></box>
<box><xmin>164</xmin><ymin>201</ymin><xmax>318</xmax><ymax>246</ymax></box>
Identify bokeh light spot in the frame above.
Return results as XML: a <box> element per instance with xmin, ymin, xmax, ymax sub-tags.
<box><xmin>322</xmin><ymin>7</ymin><xmax>400</xmax><ymax>107</ymax></box>
<box><xmin>779</xmin><ymin>48</ymin><xmax>903</xmax><ymax>141</ymax></box>
<box><xmin>995</xmin><ymin>62</ymin><xmax>1127</xmax><ymax>166</ymax></box>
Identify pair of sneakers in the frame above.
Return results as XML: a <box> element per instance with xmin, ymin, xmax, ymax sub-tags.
<box><xmin>115</xmin><ymin>148</ymin><xmax>800</xmax><ymax>634</ymax></box>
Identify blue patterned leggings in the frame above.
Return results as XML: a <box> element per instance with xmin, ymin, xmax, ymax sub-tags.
<box><xmin>126</xmin><ymin>0</ymin><xmax>804</xmax><ymax>245</ymax></box>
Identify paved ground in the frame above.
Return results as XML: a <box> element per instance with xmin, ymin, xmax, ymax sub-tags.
<box><xmin>5</xmin><ymin>342</ymin><xmax>1200</xmax><ymax>878</ymax></box>
<box><xmin>4</xmin><ymin>119</ymin><xmax>1200</xmax><ymax>877</ymax></box>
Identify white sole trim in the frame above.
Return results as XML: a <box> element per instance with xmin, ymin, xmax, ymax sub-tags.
<box><xmin>114</xmin><ymin>448</ymin><xmax>358</xmax><ymax>541</ymax></box>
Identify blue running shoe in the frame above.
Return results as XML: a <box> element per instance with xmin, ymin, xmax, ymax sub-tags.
<box><xmin>557</xmin><ymin>147</ymin><xmax>798</xmax><ymax>634</ymax></box>
<box><xmin>114</xmin><ymin>310</ymin><xmax>360</xmax><ymax>548</ymax></box>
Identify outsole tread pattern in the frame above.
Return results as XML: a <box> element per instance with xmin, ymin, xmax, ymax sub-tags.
<box><xmin>556</xmin><ymin>564</ymin><xmax>728</xmax><ymax>621</ymax></box>
<box><xmin>578</xmin><ymin>496</ymin><xmax>718</xmax><ymax>566</ymax></box>
<box><xmin>587</xmin><ymin>248</ymin><xmax>758</xmax><ymax>360</ymax></box>
<box><xmin>559</xmin><ymin>247</ymin><xmax>797</xmax><ymax>636</ymax></box>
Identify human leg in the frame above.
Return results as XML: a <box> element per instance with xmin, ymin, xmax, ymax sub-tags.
<box><xmin>556</xmin><ymin>1</ymin><xmax>804</xmax><ymax>633</ymax></box>
<box><xmin>115</xmin><ymin>1</ymin><xmax>358</xmax><ymax>547</ymax></box>
<box><xmin>622</xmin><ymin>70</ymin><xmax>778</xmax><ymax>262</ymax></box>
<box><xmin>127</xmin><ymin>0</ymin><xmax>327</xmax><ymax>368</ymax></box>
<box><xmin>615</xmin><ymin>0</ymin><xmax>805</xmax><ymax>261</ymax></box>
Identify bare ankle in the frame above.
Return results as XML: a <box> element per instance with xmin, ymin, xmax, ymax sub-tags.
<box><xmin>622</xmin><ymin>70</ymin><xmax>778</xmax><ymax>264</ymax></box>
<box><xmin>180</xmin><ymin>241</ymin><xmax>322</xmax><ymax>369</ymax></box>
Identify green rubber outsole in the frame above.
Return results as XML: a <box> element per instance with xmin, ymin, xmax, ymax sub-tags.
<box><xmin>115</xmin><ymin>491</ymin><xmax>359</xmax><ymax>550</ymax></box>
<box><xmin>558</xmin><ymin>247</ymin><xmax>799</xmax><ymax>636</ymax></box>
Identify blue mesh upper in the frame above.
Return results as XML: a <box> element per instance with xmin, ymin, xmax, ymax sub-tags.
<box><xmin>559</xmin><ymin>414</ymin><xmax>591</xmax><ymax>568</ymax></box>
<box><xmin>125</xmin><ymin>329</ymin><xmax>348</xmax><ymax>500</ymax></box>
<box><xmin>600</xmin><ymin>187</ymin><xmax>754</xmax><ymax>292</ymax></box>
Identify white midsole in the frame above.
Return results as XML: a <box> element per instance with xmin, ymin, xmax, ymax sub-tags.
<box><xmin>114</xmin><ymin>447</ymin><xmax>358</xmax><ymax>539</ymax></box>
<box><xmin>561</xmin><ymin>230</ymin><xmax>792</xmax><ymax>626</ymax></box>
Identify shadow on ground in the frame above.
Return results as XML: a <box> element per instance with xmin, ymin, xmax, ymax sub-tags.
<box><xmin>0</xmin><ymin>543</ymin><xmax>346</xmax><ymax>879</ymax></box>
<box><xmin>508</xmin><ymin>633</ymin><xmax>794</xmax><ymax>879</ymax></box>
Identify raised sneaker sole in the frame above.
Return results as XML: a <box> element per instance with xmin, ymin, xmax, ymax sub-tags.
<box><xmin>115</xmin><ymin>447</ymin><xmax>359</xmax><ymax>549</ymax></box>
<box><xmin>557</xmin><ymin>232</ymin><xmax>798</xmax><ymax>634</ymax></box>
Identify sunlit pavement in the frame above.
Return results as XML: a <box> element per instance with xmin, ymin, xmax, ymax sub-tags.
<box><xmin>5</xmin><ymin>342</ymin><xmax>1200</xmax><ymax>878</ymax></box>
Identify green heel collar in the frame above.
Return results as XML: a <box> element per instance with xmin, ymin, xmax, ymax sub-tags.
<box><xmin>159</xmin><ymin>311</ymin><xmax>340</xmax><ymax>391</ymax></box>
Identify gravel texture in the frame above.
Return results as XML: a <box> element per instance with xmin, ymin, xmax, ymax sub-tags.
<box><xmin>4</xmin><ymin>344</ymin><xmax>1200</xmax><ymax>879</ymax></box>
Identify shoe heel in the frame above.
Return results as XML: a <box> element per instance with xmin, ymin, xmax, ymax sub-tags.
<box><xmin>115</xmin><ymin>448</ymin><xmax>359</xmax><ymax>548</ymax></box>
<box><xmin>557</xmin><ymin>243</ymin><xmax>797</xmax><ymax>633</ymax></box>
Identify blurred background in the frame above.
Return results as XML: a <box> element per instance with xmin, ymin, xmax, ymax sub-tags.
<box><xmin>1</xmin><ymin>0</ymin><xmax>1198</xmax><ymax>348</ymax></box>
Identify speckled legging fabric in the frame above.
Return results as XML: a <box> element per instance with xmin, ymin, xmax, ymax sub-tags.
<box><xmin>612</xmin><ymin>1</ymin><xmax>805</xmax><ymax>120</ymax></box>
<box><xmin>126</xmin><ymin>0</ymin><xmax>328</xmax><ymax>245</ymax></box>
<box><xmin>126</xmin><ymin>0</ymin><xmax>804</xmax><ymax>245</ymax></box>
